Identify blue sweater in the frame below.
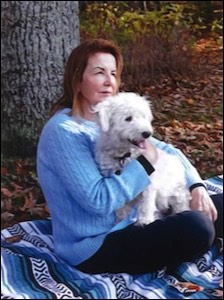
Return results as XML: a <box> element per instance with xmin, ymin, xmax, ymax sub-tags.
<box><xmin>37</xmin><ymin>108</ymin><xmax>204</xmax><ymax>266</ymax></box>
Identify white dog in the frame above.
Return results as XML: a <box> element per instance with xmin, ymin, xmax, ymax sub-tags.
<box><xmin>93</xmin><ymin>92</ymin><xmax>191</xmax><ymax>225</ymax></box>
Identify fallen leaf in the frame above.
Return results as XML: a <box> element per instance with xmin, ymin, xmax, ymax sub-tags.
<box><xmin>186</xmin><ymin>98</ymin><xmax>194</xmax><ymax>105</ymax></box>
<box><xmin>5</xmin><ymin>235</ymin><xmax>23</xmax><ymax>243</ymax></box>
<box><xmin>1</xmin><ymin>188</ymin><xmax>13</xmax><ymax>197</ymax></box>
<box><xmin>1</xmin><ymin>211</ymin><xmax>15</xmax><ymax>222</ymax></box>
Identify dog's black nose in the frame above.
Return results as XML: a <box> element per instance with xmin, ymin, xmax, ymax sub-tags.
<box><xmin>142</xmin><ymin>131</ymin><xmax>151</xmax><ymax>139</ymax></box>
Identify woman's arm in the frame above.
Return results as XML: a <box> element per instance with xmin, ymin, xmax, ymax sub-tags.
<box><xmin>38</xmin><ymin>121</ymin><xmax>151</xmax><ymax>216</ymax></box>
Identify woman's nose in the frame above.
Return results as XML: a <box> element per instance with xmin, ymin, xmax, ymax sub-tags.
<box><xmin>104</xmin><ymin>75</ymin><xmax>113</xmax><ymax>86</ymax></box>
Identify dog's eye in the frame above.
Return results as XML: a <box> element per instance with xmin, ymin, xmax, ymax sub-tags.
<box><xmin>125</xmin><ymin>116</ymin><xmax>132</xmax><ymax>122</ymax></box>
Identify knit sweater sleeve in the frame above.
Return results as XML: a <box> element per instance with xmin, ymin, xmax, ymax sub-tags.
<box><xmin>38</xmin><ymin>116</ymin><xmax>150</xmax><ymax>216</ymax></box>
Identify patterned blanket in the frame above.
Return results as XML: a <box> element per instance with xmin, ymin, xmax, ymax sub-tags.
<box><xmin>1</xmin><ymin>176</ymin><xmax>223</xmax><ymax>299</ymax></box>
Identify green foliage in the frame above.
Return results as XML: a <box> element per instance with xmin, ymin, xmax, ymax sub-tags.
<box><xmin>80</xmin><ymin>1</ymin><xmax>222</xmax><ymax>88</ymax></box>
<box><xmin>211</xmin><ymin>16</ymin><xmax>223</xmax><ymax>36</ymax></box>
<box><xmin>80</xmin><ymin>2</ymin><xmax>219</xmax><ymax>43</ymax></box>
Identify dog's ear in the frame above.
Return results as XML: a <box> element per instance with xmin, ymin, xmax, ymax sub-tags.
<box><xmin>98</xmin><ymin>105</ymin><xmax>110</xmax><ymax>132</ymax></box>
<box><xmin>92</xmin><ymin>102</ymin><xmax>110</xmax><ymax>132</ymax></box>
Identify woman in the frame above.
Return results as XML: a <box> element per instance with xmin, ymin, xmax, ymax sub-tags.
<box><xmin>37</xmin><ymin>38</ymin><xmax>223</xmax><ymax>274</ymax></box>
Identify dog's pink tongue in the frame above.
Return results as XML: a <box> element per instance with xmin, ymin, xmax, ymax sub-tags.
<box><xmin>138</xmin><ymin>140</ymin><xmax>146</xmax><ymax>149</ymax></box>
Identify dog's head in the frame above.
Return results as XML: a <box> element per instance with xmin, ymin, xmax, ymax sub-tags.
<box><xmin>92</xmin><ymin>92</ymin><xmax>154</xmax><ymax>150</ymax></box>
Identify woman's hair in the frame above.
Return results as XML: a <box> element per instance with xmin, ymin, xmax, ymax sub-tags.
<box><xmin>50</xmin><ymin>39</ymin><xmax>124</xmax><ymax>117</ymax></box>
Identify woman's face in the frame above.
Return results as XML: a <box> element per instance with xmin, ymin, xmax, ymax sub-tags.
<box><xmin>78</xmin><ymin>52</ymin><xmax>118</xmax><ymax>118</ymax></box>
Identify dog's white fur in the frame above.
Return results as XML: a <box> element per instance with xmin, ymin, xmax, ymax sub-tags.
<box><xmin>93</xmin><ymin>92</ymin><xmax>191</xmax><ymax>225</ymax></box>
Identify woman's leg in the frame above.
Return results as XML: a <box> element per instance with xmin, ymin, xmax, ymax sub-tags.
<box><xmin>211</xmin><ymin>193</ymin><xmax>223</xmax><ymax>237</ymax></box>
<box><xmin>76</xmin><ymin>210</ymin><xmax>215</xmax><ymax>274</ymax></box>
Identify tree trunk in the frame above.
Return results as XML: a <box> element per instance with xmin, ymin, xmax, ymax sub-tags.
<box><xmin>1</xmin><ymin>1</ymin><xmax>80</xmax><ymax>157</ymax></box>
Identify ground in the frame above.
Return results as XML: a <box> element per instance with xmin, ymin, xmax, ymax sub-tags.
<box><xmin>146</xmin><ymin>37</ymin><xmax>223</xmax><ymax>179</ymax></box>
<box><xmin>1</xmin><ymin>36</ymin><xmax>223</xmax><ymax>230</ymax></box>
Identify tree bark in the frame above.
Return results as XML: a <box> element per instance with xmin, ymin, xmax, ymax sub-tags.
<box><xmin>1</xmin><ymin>1</ymin><xmax>80</xmax><ymax>157</ymax></box>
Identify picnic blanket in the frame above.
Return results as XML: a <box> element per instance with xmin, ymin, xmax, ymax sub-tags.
<box><xmin>1</xmin><ymin>176</ymin><xmax>223</xmax><ymax>299</ymax></box>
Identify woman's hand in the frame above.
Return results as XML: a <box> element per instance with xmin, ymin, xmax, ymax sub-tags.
<box><xmin>190</xmin><ymin>186</ymin><xmax>218</xmax><ymax>222</ymax></box>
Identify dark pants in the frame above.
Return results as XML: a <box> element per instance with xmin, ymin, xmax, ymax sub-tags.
<box><xmin>76</xmin><ymin>194</ymin><xmax>223</xmax><ymax>274</ymax></box>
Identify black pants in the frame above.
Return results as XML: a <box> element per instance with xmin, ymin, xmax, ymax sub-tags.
<box><xmin>76</xmin><ymin>193</ymin><xmax>223</xmax><ymax>274</ymax></box>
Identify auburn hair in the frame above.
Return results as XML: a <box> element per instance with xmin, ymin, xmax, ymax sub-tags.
<box><xmin>50</xmin><ymin>39</ymin><xmax>123</xmax><ymax>117</ymax></box>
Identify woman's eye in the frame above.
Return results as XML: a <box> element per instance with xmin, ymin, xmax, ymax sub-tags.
<box><xmin>125</xmin><ymin>116</ymin><xmax>132</xmax><ymax>122</ymax></box>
